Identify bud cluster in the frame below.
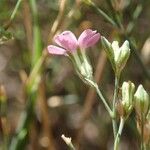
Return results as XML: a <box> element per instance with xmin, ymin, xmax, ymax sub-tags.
<box><xmin>116</xmin><ymin>81</ymin><xmax>149</xmax><ymax>121</ymax></box>
<box><xmin>101</xmin><ymin>37</ymin><xmax>130</xmax><ymax>77</ymax></box>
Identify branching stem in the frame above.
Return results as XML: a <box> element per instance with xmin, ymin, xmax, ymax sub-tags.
<box><xmin>114</xmin><ymin>117</ymin><xmax>125</xmax><ymax>150</ymax></box>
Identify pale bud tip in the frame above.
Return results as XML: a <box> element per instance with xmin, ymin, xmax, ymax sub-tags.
<box><xmin>61</xmin><ymin>134</ymin><xmax>72</xmax><ymax>145</ymax></box>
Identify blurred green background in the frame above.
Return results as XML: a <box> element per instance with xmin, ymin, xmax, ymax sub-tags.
<box><xmin>0</xmin><ymin>0</ymin><xmax>150</xmax><ymax>150</ymax></box>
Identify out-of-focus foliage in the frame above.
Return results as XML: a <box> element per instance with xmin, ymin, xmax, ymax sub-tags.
<box><xmin>0</xmin><ymin>0</ymin><xmax>149</xmax><ymax>150</ymax></box>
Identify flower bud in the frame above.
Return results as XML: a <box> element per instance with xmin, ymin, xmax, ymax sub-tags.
<box><xmin>101</xmin><ymin>36</ymin><xmax>115</xmax><ymax>70</ymax></box>
<box><xmin>101</xmin><ymin>37</ymin><xmax>130</xmax><ymax>76</ymax></box>
<box><xmin>121</xmin><ymin>81</ymin><xmax>135</xmax><ymax>117</ymax></box>
<box><xmin>71</xmin><ymin>49</ymin><xmax>94</xmax><ymax>86</ymax></box>
<box><xmin>80</xmin><ymin>60</ymin><xmax>93</xmax><ymax>80</ymax></box>
<box><xmin>134</xmin><ymin>85</ymin><xmax>150</xmax><ymax>118</ymax></box>
<box><xmin>114</xmin><ymin>40</ymin><xmax>130</xmax><ymax>76</ymax></box>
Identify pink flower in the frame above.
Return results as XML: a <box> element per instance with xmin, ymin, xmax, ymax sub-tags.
<box><xmin>47</xmin><ymin>29</ymin><xmax>100</xmax><ymax>55</ymax></box>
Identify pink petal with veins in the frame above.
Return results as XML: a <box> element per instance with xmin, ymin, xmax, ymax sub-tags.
<box><xmin>47</xmin><ymin>45</ymin><xmax>67</xmax><ymax>55</ymax></box>
<box><xmin>54</xmin><ymin>31</ymin><xmax>78</xmax><ymax>52</ymax></box>
<box><xmin>78</xmin><ymin>29</ymin><xmax>100</xmax><ymax>49</ymax></box>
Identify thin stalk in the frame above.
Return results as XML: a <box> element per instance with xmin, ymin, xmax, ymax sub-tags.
<box><xmin>29</xmin><ymin>0</ymin><xmax>42</xmax><ymax>67</ymax></box>
<box><xmin>9</xmin><ymin>91</ymin><xmax>37</xmax><ymax>150</ymax></box>
<box><xmin>61</xmin><ymin>135</ymin><xmax>76</xmax><ymax>150</ymax></box>
<box><xmin>83</xmin><ymin>1</ymin><xmax>150</xmax><ymax>80</ymax></box>
<box><xmin>125</xmin><ymin>37</ymin><xmax>150</xmax><ymax>80</ymax></box>
<box><xmin>114</xmin><ymin>117</ymin><xmax>125</xmax><ymax>150</ymax></box>
<box><xmin>94</xmin><ymin>83</ymin><xmax>113</xmax><ymax>118</ymax></box>
<box><xmin>9</xmin><ymin>53</ymin><xmax>46</xmax><ymax>150</ymax></box>
<box><xmin>84</xmin><ymin>0</ymin><xmax>118</xmax><ymax>27</ymax></box>
<box><xmin>112</xmin><ymin>76</ymin><xmax>119</xmax><ymax>138</ymax></box>
<box><xmin>106</xmin><ymin>0</ymin><xmax>123</xmax><ymax>29</ymax></box>
<box><xmin>141</xmin><ymin>114</ymin><xmax>144</xmax><ymax>150</ymax></box>
<box><xmin>4</xmin><ymin>0</ymin><xmax>23</xmax><ymax>30</ymax></box>
<box><xmin>126</xmin><ymin>4</ymin><xmax>143</xmax><ymax>34</ymax></box>
<box><xmin>9</xmin><ymin>0</ymin><xmax>43</xmax><ymax>149</ymax></box>
<box><xmin>48</xmin><ymin>0</ymin><xmax>67</xmax><ymax>43</ymax></box>
<box><xmin>0</xmin><ymin>86</ymin><xmax>9</xmax><ymax>150</ymax></box>
<box><xmin>10</xmin><ymin>0</ymin><xmax>23</xmax><ymax>20</ymax></box>
<box><xmin>67</xmin><ymin>143</ymin><xmax>76</xmax><ymax>150</ymax></box>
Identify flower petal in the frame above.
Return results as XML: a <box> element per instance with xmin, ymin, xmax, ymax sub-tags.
<box><xmin>54</xmin><ymin>31</ymin><xmax>78</xmax><ymax>52</ymax></box>
<box><xmin>78</xmin><ymin>29</ymin><xmax>100</xmax><ymax>49</ymax></box>
<box><xmin>47</xmin><ymin>45</ymin><xmax>67</xmax><ymax>55</ymax></box>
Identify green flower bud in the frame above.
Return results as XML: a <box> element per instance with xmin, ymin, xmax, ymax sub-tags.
<box><xmin>134</xmin><ymin>85</ymin><xmax>150</xmax><ymax>118</ymax></box>
<box><xmin>101</xmin><ymin>36</ymin><xmax>115</xmax><ymax>70</ymax></box>
<box><xmin>114</xmin><ymin>40</ymin><xmax>130</xmax><ymax>76</ymax></box>
<box><xmin>71</xmin><ymin>49</ymin><xmax>94</xmax><ymax>86</ymax></box>
<box><xmin>121</xmin><ymin>81</ymin><xmax>135</xmax><ymax>117</ymax></box>
<box><xmin>80</xmin><ymin>60</ymin><xmax>93</xmax><ymax>80</ymax></box>
<box><xmin>101</xmin><ymin>37</ymin><xmax>130</xmax><ymax>77</ymax></box>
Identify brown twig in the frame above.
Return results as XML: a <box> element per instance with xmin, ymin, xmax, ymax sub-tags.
<box><xmin>38</xmin><ymin>78</ymin><xmax>56</xmax><ymax>150</ymax></box>
<box><xmin>22</xmin><ymin>0</ymin><xmax>33</xmax><ymax>50</ymax></box>
<box><xmin>22</xmin><ymin>1</ymin><xmax>55</xmax><ymax>148</ymax></box>
<box><xmin>0</xmin><ymin>85</ymin><xmax>9</xmax><ymax>150</ymax></box>
<box><xmin>48</xmin><ymin>0</ymin><xmax>68</xmax><ymax>43</ymax></box>
<box><xmin>75</xmin><ymin>50</ymin><xmax>107</xmax><ymax>149</ymax></box>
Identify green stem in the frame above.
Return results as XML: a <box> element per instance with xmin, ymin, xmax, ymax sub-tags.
<box><xmin>68</xmin><ymin>143</ymin><xmax>76</xmax><ymax>150</ymax></box>
<box><xmin>29</xmin><ymin>0</ymin><xmax>42</xmax><ymax>67</ymax></box>
<box><xmin>10</xmin><ymin>0</ymin><xmax>23</xmax><ymax>20</ymax></box>
<box><xmin>83</xmin><ymin>0</ymin><xmax>150</xmax><ymax>81</ymax></box>
<box><xmin>94</xmin><ymin>83</ymin><xmax>113</xmax><ymax>118</ymax></box>
<box><xmin>61</xmin><ymin>135</ymin><xmax>76</xmax><ymax>150</ymax></box>
<box><xmin>106</xmin><ymin>0</ymin><xmax>123</xmax><ymax>29</ymax></box>
<box><xmin>114</xmin><ymin>117</ymin><xmax>125</xmax><ymax>150</ymax></box>
<box><xmin>112</xmin><ymin>76</ymin><xmax>119</xmax><ymax>138</ymax></box>
<box><xmin>125</xmin><ymin>37</ymin><xmax>150</xmax><ymax>80</ymax></box>
<box><xmin>9</xmin><ymin>91</ymin><xmax>37</xmax><ymax>150</ymax></box>
<box><xmin>4</xmin><ymin>0</ymin><xmax>23</xmax><ymax>30</ymax></box>
<box><xmin>85</xmin><ymin>0</ymin><xmax>118</xmax><ymax>27</ymax></box>
<box><xmin>141</xmin><ymin>114</ymin><xmax>145</xmax><ymax>150</ymax></box>
<box><xmin>126</xmin><ymin>4</ymin><xmax>142</xmax><ymax>34</ymax></box>
<box><xmin>9</xmin><ymin>0</ymin><xmax>43</xmax><ymax>149</ymax></box>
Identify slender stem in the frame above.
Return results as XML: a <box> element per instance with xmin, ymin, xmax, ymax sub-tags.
<box><xmin>68</xmin><ymin>143</ymin><xmax>76</xmax><ymax>150</ymax></box>
<box><xmin>112</xmin><ymin>76</ymin><xmax>119</xmax><ymax>138</ymax></box>
<box><xmin>10</xmin><ymin>0</ymin><xmax>23</xmax><ymax>20</ymax></box>
<box><xmin>9</xmin><ymin>0</ymin><xmax>43</xmax><ymax>149</ymax></box>
<box><xmin>61</xmin><ymin>135</ymin><xmax>76</xmax><ymax>150</ymax></box>
<box><xmin>83</xmin><ymin>0</ymin><xmax>150</xmax><ymax>81</ymax></box>
<box><xmin>106</xmin><ymin>0</ymin><xmax>122</xmax><ymax>29</ymax></box>
<box><xmin>125</xmin><ymin>37</ymin><xmax>150</xmax><ymax>80</ymax></box>
<box><xmin>0</xmin><ymin>86</ymin><xmax>9</xmax><ymax>150</ymax></box>
<box><xmin>9</xmin><ymin>91</ymin><xmax>37</xmax><ymax>150</ymax></box>
<box><xmin>29</xmin><ymin>0</ymin><xmax>42</xmax><ymax>67</ymax></box>
<box><xmin>126</xmin><ymin>4</ymin><xmax>142</xmax><ymax>34</ymax></box>
<box><xmin>114</xmin><ymin>117</ymin><xmax>125</xmax><ymax>150</ymax></box>
<box><xmin>141</xmin><ymin>114</ymin><xmax>144</xmax><ymax>150</ymax></box>
<box><xmin>85</xmin><ymin>0</ymin><xmax>118</xmax><ymax>27</ymax></box>
<box><xmin>104</xmin><ymin>0</ymin><xmax>149</xmax><ymax>80</ymax></box>
<box><xmin>94</xmin><ymin>83</ymin><xmax>113</xmax><ymax>117</ymax></box>
<box><xmin>4</xmin><ymin>0</ymin><xmax>23</xmax><ymax>30</ymax></box>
